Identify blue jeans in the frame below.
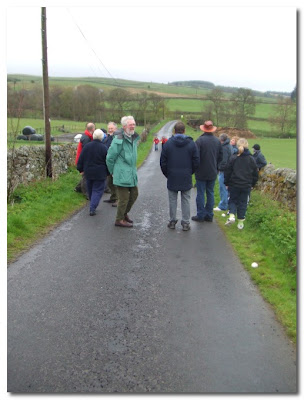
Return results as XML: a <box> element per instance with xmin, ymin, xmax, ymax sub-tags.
<box><xmin>218</xmin><ymin>172</ymin><xmax>229</xmax><ymax>210</ymax></box>
<box><xmin>195</xmin><ymin>179</ymin><xmax>216</xmax><ymax>219</ymax></box>
<box><xmin>86</xmin><ymin>179</ymin><xmax>106</xmax><ymax>212</ymax></box>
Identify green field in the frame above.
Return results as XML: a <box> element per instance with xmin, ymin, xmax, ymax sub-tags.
<box><xmin>8</xmin><ymin>74</ymin><xmax>296</xmax><ymax>140</ymax></box>
<box><xmin>247</xmin><ymin>138</ymin><xmax>296</xmax><ymax>169</ymax></box>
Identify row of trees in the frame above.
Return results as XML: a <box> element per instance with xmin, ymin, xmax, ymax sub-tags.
<box><xmin>7</xmin><ymin>85</ymin><xmax>166</xmax><ymax>127</ymax></box>
<box><xmin>199</xmin><ymin>87</ymin><xmax>296</xmax><ymax>136</ymax></box>
<box><xmin>7</xmin><ymin>83</ymin><xmax>296</xmax><ymax>136</ymax></box>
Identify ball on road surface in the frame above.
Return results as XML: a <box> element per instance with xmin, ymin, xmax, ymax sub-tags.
<box><xmin>251</xmin><ymin>262</ymin><xmax>258</xmax><ymax>268</ymax></box>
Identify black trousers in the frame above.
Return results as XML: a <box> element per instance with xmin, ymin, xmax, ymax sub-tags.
<box><xmin>228</xmin><ymin>186</ymin><xmax>251</xmax><ymax>220</ymax></box>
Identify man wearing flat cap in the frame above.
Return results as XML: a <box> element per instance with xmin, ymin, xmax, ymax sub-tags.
<box><xmin>192</xmin><ymin>120</ymin><xmax>223</xmax><ymax>222</ymax></box>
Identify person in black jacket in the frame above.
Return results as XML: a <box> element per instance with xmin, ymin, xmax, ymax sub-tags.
<box><xmin>252</xmin><ymin>144</ymin><xmax>267</xmax><ymax>170</ymax></box>
<box><xmin>77</xmin><ymin>129</ymin><xmax>109</xmax><ymax>216</ymax></box>
<box><xmin>192</xmin><ymin>120</ymin><xmax>223</xmax><ymax>222</ymax></box>
<box><xmin>214</xmin><ymin>133</ymin><xmax>233</xmax><ymax>212</ymax></box>
<box><xmin>224</xmin><ymin>138</ymin><xmax>258</xmax><ymax>229</ymax></box>
<box><xmin>160</xmin><ymin>121</ymin><xmax>199</xmax><ymax>231</ymax></box>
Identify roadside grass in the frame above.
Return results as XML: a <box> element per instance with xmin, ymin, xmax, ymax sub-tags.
<box><xmin>7</xmin><ymin>168</ymin><xmax>88</xmax><ymax>262</ymax></box>
<box><xmin>212</xmin><ymin>184</ymin><xmax>297</xmax><ymax>343</ymax></box>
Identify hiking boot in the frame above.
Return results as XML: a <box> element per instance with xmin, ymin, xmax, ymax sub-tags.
<box><xmin>237</xmin><ymin>219</ymin><xmax>245</xmax><ymax>230</ymax></box>
<box><xmin>204</xmin><ymin>216</ymin><xmax>213</xmax><ymax>222</ymax></box>
<box><xmin>89</xmin><ymin>210</ymin><xmax>96</xmax><ymax>216</ymax></box>
<box><xmin>103</xmin><ymin>199</ymin><xmax>116</xmax><ymax>203</ymax></box>
<box><xmin>167</xmin><ymin>220</ymin><xmax>178</xmax><ymax>229</ymax></box>
<box><xmin>225</xmin><ymin>214</ymin><xmax>235</xmax><ymax>225</ymax></box>
<box><xmin>191</xmin><ymin>215</ymin><xmax>204</xmax><ymax>222</ymax></box>
<box><xmin>115</xmin><ymin>220</ymin><xmax>133</xmax><ymax>228</ymax></box>
<box><xmin>181</xmin><ymin>222</ymin><xmax>191</xmax><ymax>231</ymax></box>
<box><xmin>112</xmin><ymin>201</ymin><xmax>118</xmax><ymax>207</ymax></box>
<box><xmin>124</xmin><ymin>214</ymin><xmax>133</xmax><ymax>223</ymax></box>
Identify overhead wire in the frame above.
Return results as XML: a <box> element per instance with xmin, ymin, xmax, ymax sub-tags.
<box><xmin>66</xmin><ymin>8</ymin><xmax>121</xmax><ymax>86</ymax></box>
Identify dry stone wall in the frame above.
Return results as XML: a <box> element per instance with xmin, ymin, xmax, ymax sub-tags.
<box><xmin>256</xmin><ymin>164</ymin><xmax>296</xmax><ymax>211</ymax></box>
<box><xmin>7</xmin><ymin>144</ymin><xmax>77</xmax><ymax>190</ymax></box>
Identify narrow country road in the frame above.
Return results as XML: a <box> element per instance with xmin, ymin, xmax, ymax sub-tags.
<box><xmin>7</xmin><ymin>121</ymin><xmax>296</xmax><ymax>393</ymax></box>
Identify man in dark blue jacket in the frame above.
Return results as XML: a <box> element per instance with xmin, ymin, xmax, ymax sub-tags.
<box><xmin>77</xmin><ymin>129</ymin><xmax>109</xmax><ymax>216</ymax></box>
<box><xmin>192</xmin><ymin>120</ymin><xmax>223</xmax><ymax>222</ymax></box>
<box><xmin>160</xmin><ymin>121</ymin><xmax>199</xmax><ymax>231</ymax></box>
<box><xmin>214</xmin><ymin>133</ymin><xmax>233</xmax><ymax>212</ymax></box>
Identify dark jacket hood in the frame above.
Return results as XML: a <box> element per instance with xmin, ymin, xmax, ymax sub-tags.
<box><xmin>171</xmin><ymin>135</ymin><xmax>193</xmax><ymax>147</ymax></box>
<box><xmin>222</xmin><ymin>138</ymin><xmax>231</xmax><ymax>146</ymax></box>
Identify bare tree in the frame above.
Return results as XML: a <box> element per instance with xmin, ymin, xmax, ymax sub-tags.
<box><xmin>231</xmin><ymin>88</ymin><xmax>256</xmax><ymax>129</ymax></box>
<box><xmin>209</xmin><ymin>87</ymin><xmax>224</xmax><ymax>126</ymax></box>
<box><xmin>269</xmin><ymin>96</ymin><xmax>296</xmax><ymax>137</ymax></box>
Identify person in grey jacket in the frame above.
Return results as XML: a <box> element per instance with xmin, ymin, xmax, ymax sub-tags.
<box><xmin>252</xmin><ymin>144</ymin><xmax>267</xmax><ymax>170</ymax></box>
<box><xmin>214</xmin><ymin>133</ymin><xmax>233</xmax><ymax>212</ymax></box>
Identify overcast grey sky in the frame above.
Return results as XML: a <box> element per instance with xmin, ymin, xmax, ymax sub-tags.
<box><xmin>6</xmin><ymin>5</ymin><xmax>297</xmax><ymax>93</ymax></box>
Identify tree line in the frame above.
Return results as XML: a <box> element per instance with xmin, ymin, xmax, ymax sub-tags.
<box><xmin>7</xmin><ymin>83</ymin><xmax>296</xmax><ymax>137</ymax></box>
<box><xmin>7</xmin><ymin>84</ymin><xmax>166</xmax><ymax>127</ymax></box>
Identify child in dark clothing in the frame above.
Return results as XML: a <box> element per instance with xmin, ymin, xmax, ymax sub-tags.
<box><xmin>224</xmin><ymin>138</ymin><xmax>258</xmax><ymax>229</ymax></box>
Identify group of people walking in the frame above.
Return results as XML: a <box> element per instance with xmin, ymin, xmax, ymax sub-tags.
<box><xmin>75</xmin><ymin>117</ymin><xmax>266</xmax><ymax>230</ymax></box>
<box><xmin>153</xmin><ymin>136</ymin><xmax>168</xmax><ymax>151</ymax></box>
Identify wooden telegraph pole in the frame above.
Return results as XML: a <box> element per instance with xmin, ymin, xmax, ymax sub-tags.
<box><xmin>41</xmin><ymin>7</ymin><xmax>52</xmax><ymax>178</ymax></box>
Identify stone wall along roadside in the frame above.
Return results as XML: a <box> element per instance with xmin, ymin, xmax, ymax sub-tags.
<box><xmin>7</xmin><ymin>144</ymin><xmax>77</xmax><ymax>190</ymax></box>
<box><xmin>256</xmin><ymin>164</ymin><xmax>296</xmax><ymax>211</ymax></box>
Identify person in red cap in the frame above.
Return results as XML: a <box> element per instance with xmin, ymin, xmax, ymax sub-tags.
<box><xmin>192</xmin><ymin>120</ymin><xmax>223</xmax><ymax>222</ymax></box>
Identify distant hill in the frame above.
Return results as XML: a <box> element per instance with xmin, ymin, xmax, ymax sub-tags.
<box><xmin>7</xmin><ymin>74</ymin><xmax>291</xmax><ymax>100</ymax></box>
<box><xmin>169</xmin><ymin>80</ymin><xmax>291</xmax><ymax>98</ymax></box>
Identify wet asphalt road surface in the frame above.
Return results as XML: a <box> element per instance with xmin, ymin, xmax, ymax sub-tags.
<box><xmin>7</xmin><ymin>121</ymin><xmax>296</xmax><ymax>393</ymax></box>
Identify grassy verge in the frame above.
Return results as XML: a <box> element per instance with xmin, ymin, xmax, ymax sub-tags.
<box><xmin>212</xmin><ymin>183</ymin><xmax>296</xmax><ymax>343</ymax></box>
<box><xmin>7</xmin><ymin>168</ymin><xmax>88</xmax><ymax>262</ymax></box>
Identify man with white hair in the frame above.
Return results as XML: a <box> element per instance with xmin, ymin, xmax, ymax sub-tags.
<box><xmin>106</xmin><ymin>116</ymin><xmax>140</xmax><ymax>227</ymax></box>
<box><xmin>77</xmin><ymin>129</ymin><xmax>109</xmax><ymax>216</ymax></box>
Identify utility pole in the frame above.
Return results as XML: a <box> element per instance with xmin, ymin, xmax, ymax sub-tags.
<box><xmin>41</xmin><ymin>7</ymin><xmax>52</xmax><ymax>178</ymax></box>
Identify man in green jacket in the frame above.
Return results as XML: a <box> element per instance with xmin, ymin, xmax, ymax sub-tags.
<box><xmin>106</xmin><ymin>116</ymin><xmax>140</xmax><ymax>227</ymax></box>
